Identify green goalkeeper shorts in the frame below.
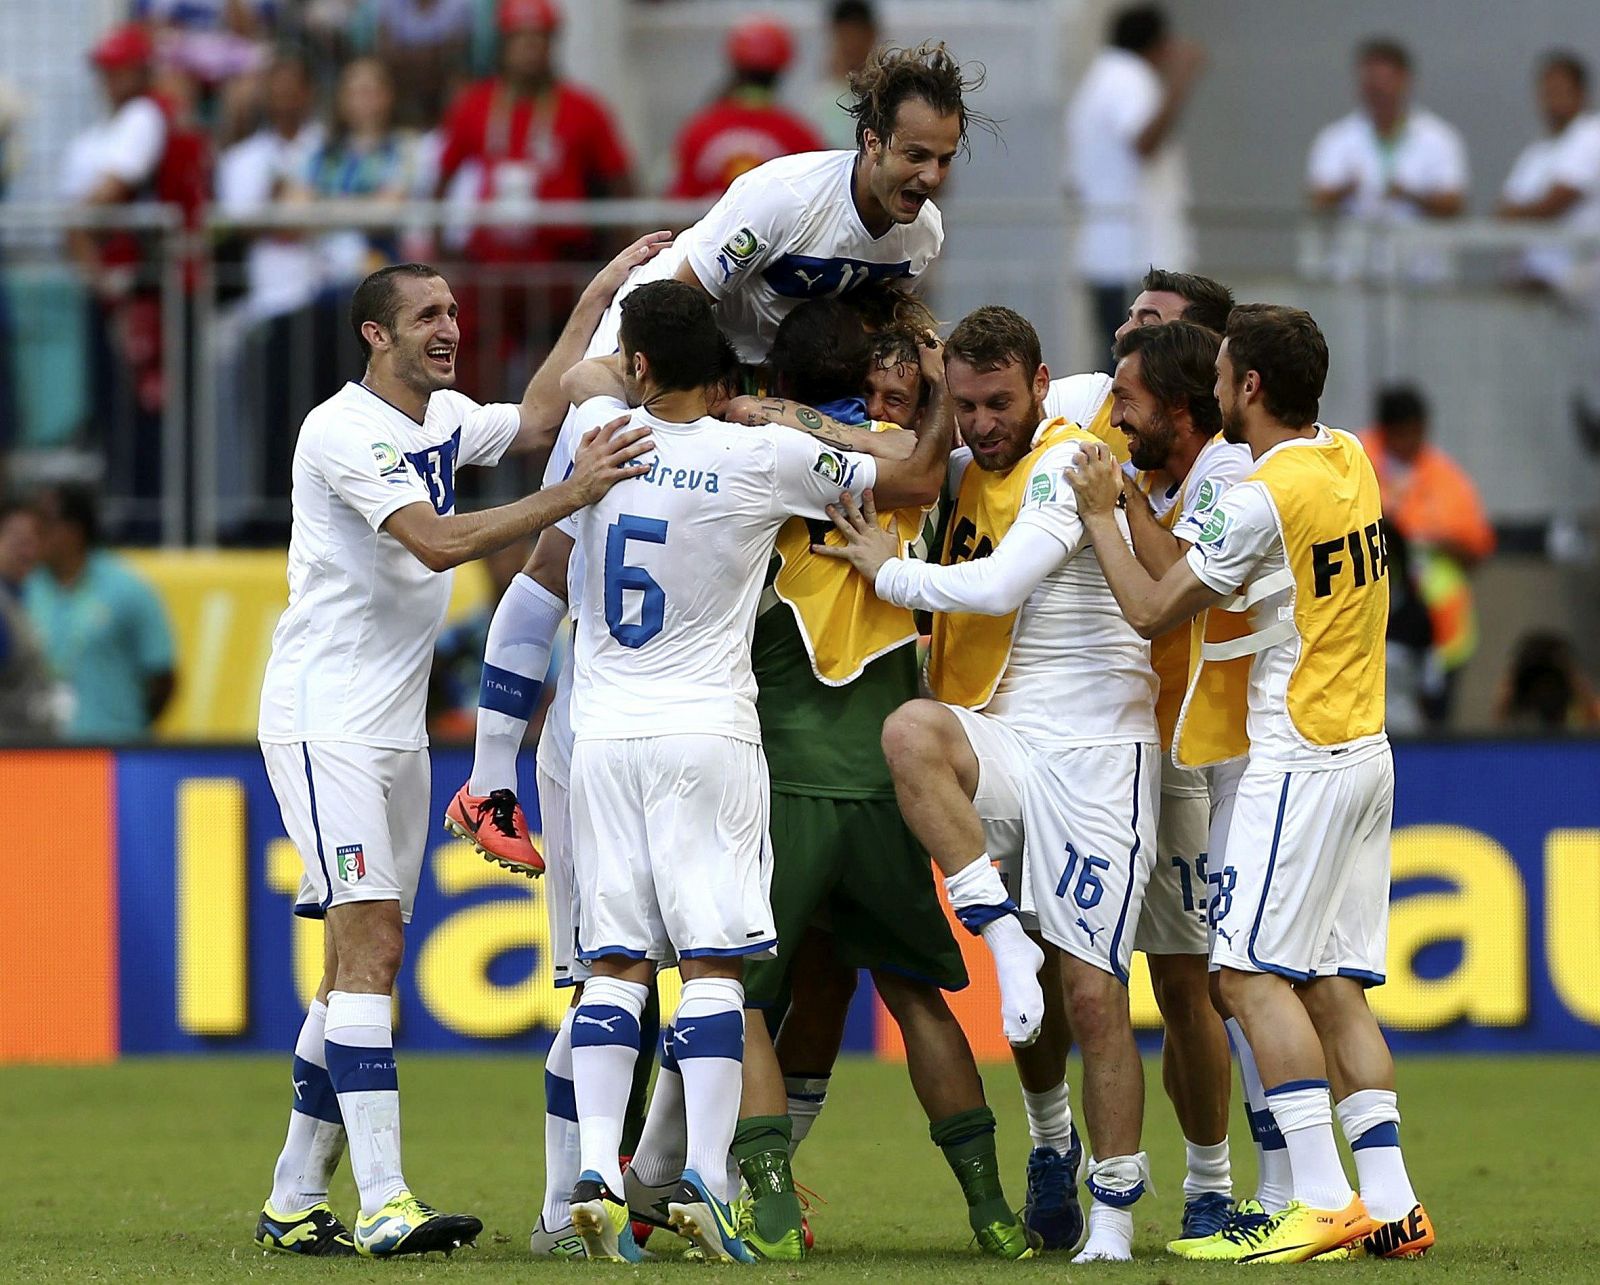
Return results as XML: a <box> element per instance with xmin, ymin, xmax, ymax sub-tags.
<box><xmin>743</xmin><ymin>792</ymin><xmax>968</xmax><ymax>1008</ymax></box>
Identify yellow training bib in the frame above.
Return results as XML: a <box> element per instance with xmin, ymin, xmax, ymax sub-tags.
<box><xmin>927</xmin><ymin>418</ymin><xmax>1095</xmax><ymax>708</ymax></box>
<box><xmin>770</xmin><ymin>421</ymin><xmax>924</xmax><ymax>685</ymax></box>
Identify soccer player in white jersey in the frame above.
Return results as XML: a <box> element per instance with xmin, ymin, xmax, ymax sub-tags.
<box><xmin>558</xmin><ymin>280</ymin><xmax>949</xmax><ymax>1264</ymax></box>
<box><xmin>1107</xmin><ymin>320</ymin><xmax>1258</xmax><ymax>1238</ymax></box>
<box><xmin>1067</xmin><ymin>305</ymin><xmax>1432</xmax><ymax>1263</ymax></box>
<box><xmin>252</xmin><ymin>247</ymin><xmax>660</xmax><ymax>1259</ymax></box>
<box><xmin>1037</xmin><ymin>268</ymin><xmax>1254</xmax><ymax>1242</ymax></box>
<box><xmin>818</xmin><ymin>306</ymin><xmax>1159</xmax><ymax>1263</ymax></box>
<box><xmin>448</xmin><ymin>40</ymin><xmax>986</xmax><ymax>860</ymax></box>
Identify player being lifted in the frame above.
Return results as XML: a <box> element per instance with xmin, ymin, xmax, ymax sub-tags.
<box><xmin>449</xmin><ymin>39</ymin><xmax>986</xmax><ymax>859</ymax></box>
<box><xmin>251</xmin><ymin>240</ymin><xmax>661</xmax><ymax>1259</ymax></box>
<box><xmin>557</xmin><ymin>280</ymin><xmax>954</xmax><ymax>1263</ymax></box>
<box><xmin>819</xmin><ymin>307</ymin><xmax>1159</xmax><ymax>1263</ymax></box>
<box><xmin>1067</xmin><ymin>304</ymin><xmax>1433</xmax><ymax>1263</ymax></box>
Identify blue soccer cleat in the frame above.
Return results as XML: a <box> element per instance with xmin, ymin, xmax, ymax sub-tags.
<box><xmin>1178</xmin><ymin>1191</ymin><xmax>1236</xmax><ymax>1242</ymax></box>
<box><xmin>667</xmin><ymin>1169</ymin><xmax>755</xmax><ymax>1263</ymax></box>
<box><xmin>1022</xmin><ymin>1125</ymin><xmax>1086</xmax><ymax>1252</ymax></box>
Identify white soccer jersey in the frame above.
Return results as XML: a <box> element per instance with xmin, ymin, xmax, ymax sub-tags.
<box><xmin>1044</xmin><ymin>372</ymin><xmax>1112</xmax><ymax>427</ymax></box>
<box><xmin>590</xmin><ymin>150</ymin><xmax>943</xmax><ymax>364</ymax></box>
<box><xmin>1147</xmin><ymin>433</ymin><xmax>1254</xmax><ymax>541</ymax></box>
<box><xmin>533</xmin><ymin>407</ymin><xmax>594</xmax><ymax>786</ymax></box>
<box><xmin>1185</xmin><ymin>428</ymin><xmax>1389</xmax><ymax>769</ymax></box>
<box><xmin>259</xmin><ymin>381</ymin><xmax>520</xmax><ymax>749</ymax></box>
<box><xmin>881</xmin><ymin>428</ymin><xmax>1157</xmax><ymax>748</ymax></box>
<box><xmin>568</xmin><ymin>397</ymin><xmax>878</xmax><ymax>744</ymax></box>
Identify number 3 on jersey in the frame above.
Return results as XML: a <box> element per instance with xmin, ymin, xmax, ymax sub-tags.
<box><xmin>604</xmin><ymin>514</ymin><xmax>668</xmax><ymax>648</ymax></box>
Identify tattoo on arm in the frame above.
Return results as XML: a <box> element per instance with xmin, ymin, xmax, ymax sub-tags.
<box><xmin>797</xmin><ymin>406</ymin><xmax>823</xmax><ymax>430</ymax></box>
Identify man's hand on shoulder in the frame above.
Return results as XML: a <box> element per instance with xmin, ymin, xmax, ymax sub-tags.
<box><xmin>586</xmin><ymin>230</ymin><xmax>673</xmax><ymax>303</ymax></box>
<box><xmin>567</xmin><ymin>414</ymin><xmax>654</xmax><ymax>505</ymax></box>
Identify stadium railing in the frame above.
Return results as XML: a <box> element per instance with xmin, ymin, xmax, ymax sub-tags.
<box><xmin>2</xmin><ymin>199</ymin><xmax>1599</xmax><ymax>546</ymax></box>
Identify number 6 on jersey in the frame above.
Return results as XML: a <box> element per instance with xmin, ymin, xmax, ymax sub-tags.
<box><xmin>604</xmin><ymin>514</ymin><xmax>668</xmax><ymax>648</ymax></box>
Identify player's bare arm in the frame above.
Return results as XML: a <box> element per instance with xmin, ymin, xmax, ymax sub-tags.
<box><xmin>561</xmin><ymin>353</ymin><xmax>628</xmax><ymax>406</ymax></box>
<box><xmin>383</xmin><ymin>416</ymin><xmax>652</xmax><ymax>572</ymax></box>
<box><xmin>856</xmin><ymin>333</ymin><xmax>954</xmax><ymax>508</ymax></box>
<box><xmin>1122</xmin><ymin>476</ymin><xmax>1191</xmax><ymax>577</ymax></box>
<box><xmin>723</xmin><ymin>395</ymin><xmax>917</xmax><ymax>459</ymax></box>
<box><xmin>1067</xmin><ymin>441</ymin><xmax>1221</xmax><ymax>637</ymax></box>
<box><xmin>673</xmin><ymin>256</ymin><xmax>716</xmax><ymax>299</ymax></box>
<box><xmin>513</xmin><ymin>231</ymin><xmax>672</xmax><ymax>451</ymax></box>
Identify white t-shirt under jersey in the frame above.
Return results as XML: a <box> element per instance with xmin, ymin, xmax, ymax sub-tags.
<box><xmin>588</xmin><ymin>149</ymin><xmax>944</xmax><ymax>364</ymax></box>
<box><xmin>1044</xmin><ymin>372</ymin><xmax>1113</xmax><ymax>428</ymax></box>
<box><xmin>259</xmin><ymin>381</ymin><xmax>520</xmax><ymax>750</ymax></box>
<box><xmin>570</xmin><ymin>398</ymin><xmax>878</xmax><ymax>744</ymax></box>
<box><xmin>1185</xmin><ymin>428</ymin><xmax>1388</xmax><ymax>770</ymax></box>
<box><xmin>878</xmin><ymin>425</ymin><xmax>1157</xmax><ymax>749</ymax></box>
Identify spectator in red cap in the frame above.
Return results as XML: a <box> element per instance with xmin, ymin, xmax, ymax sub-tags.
<box><xmin>437</xmin><ymin>0</ymin><xmax>633</xmax><ymax>265</ymax></box>
<box><xmin>668</xmin><ymin>15</ymin><xmax>825</xmax><ymax>200</ymax></box>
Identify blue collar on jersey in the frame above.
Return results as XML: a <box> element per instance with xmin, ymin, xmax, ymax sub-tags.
<box><xmin>817</xmin><ymin>396</ymin><xmax>868</xmax><ymax>425</ymax></box>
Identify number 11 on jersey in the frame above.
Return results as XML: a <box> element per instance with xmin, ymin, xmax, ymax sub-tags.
<box><xmin>604</xmin><ymin>514</ymin><xmax>668</xmax><ymax>648</ymax></box>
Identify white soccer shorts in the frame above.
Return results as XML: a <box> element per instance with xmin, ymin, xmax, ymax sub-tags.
<box><xmin>261</xmin><ymin>741</ymin><xmax>430</xmax><ymax>923</ymax></box>
<box><xmin>535</xmin><ymin>762</ymin><xmax>589</xmax><ymax>989</ymax></box>
<box><xmin>1135</xmin><ymin>773</ymin><xmax>1212</xmax><ymax>957</ymax></box>
<box><xmin>1209</xmin><ymin>746</ymin><xmax>1394</xmax><ymax>983</ymax></box>
<box><xmin>570</xmin><ymin>734</ymin><xmax>777</xmax><ymax>963</ymax></box>
<box><xmin>947</xmin><ymin>704</ymin><xmax>1159</xmax><ymax>982</ymax></box>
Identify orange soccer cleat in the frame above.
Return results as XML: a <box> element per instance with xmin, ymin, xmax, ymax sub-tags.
<box><xmin>444</xmin><ymin>784</ymin><xmax>543</xmax><ymax>876</ymax></box>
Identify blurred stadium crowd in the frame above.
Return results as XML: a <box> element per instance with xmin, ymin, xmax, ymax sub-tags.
<box><xmin>0</xmin><ymin>1</ymin><xmax>1597</xmax><ymax>745</ymax></box>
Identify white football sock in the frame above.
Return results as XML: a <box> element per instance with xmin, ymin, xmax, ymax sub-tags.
<box><xmin>1074</xmin><ymin>1153</ymin><xmax>1149</xmax><ymax>1262</ymax></box>
<box><xmin>469</xmin><ymin>573</ymin><xmax>565</xmax><ymax>796</ymax></box>
<box><xmin>324</xmin><ymin>990</ymin><xmax>407</xmax><ymax>1217</ymax></box>
<box><xmin>784</xmin><ymin>1074</ymin><xmax>830</xmax><ymax>1157</ymax></box>
<box><xmin>1227</xmin><ymin>1017</ymin><xmax>1292</xmax><ymax>1211</ymax></box>
<box><xmin>672</xmin><ymin>977</ymin><xmax>747</xmax><ymax>1203</ymax></box>
<box><xmin>626</xmin><ymin>1025</ymin><xmax>687</xmax><ymax>1187</ymax></box>
<box><xmin>1183</xmin><ymin>1138</ymin><xmax>1232</xmax><ymax>1198</ymax></box>
<box><xmin>944</xmin><ymin>857</ymin><xmax>1045</xmax><ymax>1047</ymax></box>
<box><xmin>571</xmin><ymin>977</ymin><xmax>649</xmax><ymax>1198</ymax></box>
<box><xmin>269</xmin><ymin>999</ymin><xmax>348</xmax><ymax>1214</ymax></box>
<box><xmin>540</xmin><ymin>1008</ymin><xmax>581</xmax><ymax>1228</ymax></box>
<box><xmin>1021</xmin><ymin>1080</ymin><xmax>1075</xmax><ymax>1155</ymax></box>
<box><xmin>1337</xmin><ymin>1089</ymin><xmax>1418</xmax><ymax>1222</ymax></box>
<box><xmin>1266</xmin><ymin>1080</ymin><xmax>1354</xmax><ymax>1212</ymax></box>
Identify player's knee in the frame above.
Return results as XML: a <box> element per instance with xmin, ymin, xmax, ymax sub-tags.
<box><xmin>1062</xmin><ymin>964</ymin><xmax>1130</xmax><ymax>1046</ymax></box>
<box><xmin>881</xmin><ymin>700</ymin><xmax>949</xmax><ymax>776</ymax></box>
<box><xmin>1150</xmin><ymin>960</ymin><xmax>1216</xmax><ymax>1035</ymax></box>
<box><xmin>1208</xmin><ymin>970</ymin><xmax>1230</xmax><ymax>1020</ymax></box>
<box><xmin>872</xmin><ymin>969</ymin><xmax>949</xmax><ymax>1023</ymax></box>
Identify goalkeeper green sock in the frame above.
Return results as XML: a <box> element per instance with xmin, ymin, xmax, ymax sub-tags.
<box><xmin>931</xmin><ymin>1106</ymin><xmax>1015</xmax><ymax>1233</ymax></box>
<box><xmin>732</xmin><ymin>1115</ymin><xmax>802</xmax><ymax>1242</ymax></box>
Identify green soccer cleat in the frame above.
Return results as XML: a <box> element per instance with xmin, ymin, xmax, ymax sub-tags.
<box><xmin>254</xmin><ymin>1200</ymin><xmax>357</xmax><ymax>1256</ymax></box>
<box><xmin>974</xmin><ymin>1218</ymin><xmax>1039</xmax><ymax>1260</ymax></box>
<box><xmin>353</xmin><ymin>1191</ymin><xmax>482</xmax><ymax>1257</ymax></box>
<box><xmin>734</xmin><ymin>1196</ymin><xmax>806</xmax><ymax>1262</ymax></box>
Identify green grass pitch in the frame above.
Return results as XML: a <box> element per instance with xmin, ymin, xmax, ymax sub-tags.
<box><xmin>0</xmin><ymin>1053</ymin><xmax>1590</xmax><ymax>1281</ymax></box>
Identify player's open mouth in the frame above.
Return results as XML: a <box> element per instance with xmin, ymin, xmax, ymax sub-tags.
<box><xmin>426</xmin><ymin>344</ymin><xmax>455</xmax><ymax>369</ymax></box>
<box><xmin>899</xmin><ymin>189</ymin><xmax>929</xmax><ymax>213</ymax></box>
<box><xmin>969</xmin><ymin>435</ymin><xmax>1004</xmax><ymax>458</ymax></box>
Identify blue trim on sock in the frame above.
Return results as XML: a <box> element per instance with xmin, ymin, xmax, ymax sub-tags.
<box><xmin>290</xmin><ymin>1055</ymin><xmax>342</xmax><ymax>1124</ymax></box>
<box><xmin>324</xmin><ymin>1040</ymin><xmax>398</xmax><ymax>1093</ymax></box>
<box><xmin>954</xmin><ymin>901</ymin><xmax>1018</xmax><ymax>934</ymax></box>
<box><xmin>1105</xmin><ymin>743</ymin><xmax>1147</xmax><ymax>983</ymax></box>
<box><xmin>1086</xmin><ymin>1177</ymin><xmax>1145</xmax><ymax>1208</ymax></box>
<box><xmin>1247</xmin><ymin>1105</ymin><xmax>1287</xmax><ymax>1150</ymax></box>
<box><xmin>1352</xmin><ymin>1121</ymin><xmax>1400</xmax><ymax>1151</ymax></box>
<box><xmin>659</xmin><ymin>1025</ymin><xmax>680</xmax><ymax>1073</ymax></box>
<box><xmin>1265</xmin><ymin>1078</ymin><xmax>1329</xmax><ymax>1097</ymax></box>
<box><xmin>480</xmin><ymin>663</ymin><xmax>540</xmax><ymax>720</ymax></box>
<box><xmin>571</xmin><ymin>1004</ymin><xmax>641</xmax><ymax>1049</ymax></box>
<box><xmin>672</xmin><ymin>1009</ymin><xmax>744</xmax><ymax>1061</ymax></box>
<box><xmin>300</xmin><ymin>745</ymin><xmax>334</xmax><ymax>911</ymax></box>
<box><xmin>545</xmin><ymin>1070</ymin><xmax>578</xmax><ymax>1122</ymax></box>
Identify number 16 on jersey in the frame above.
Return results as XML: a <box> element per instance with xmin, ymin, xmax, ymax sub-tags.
<box><xmin>604</xmin><ymin>514</ymin><xmax>668</xmax><ymax>648</ymax></box>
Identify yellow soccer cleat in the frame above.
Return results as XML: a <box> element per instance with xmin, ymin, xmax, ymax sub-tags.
<box><xmin>1169</xmin><ymin>1195</ymin><xmax>1375</xmax><ymax>1264</ymax></box>
<box><xmin>353</xmin><ymin>1191</ymin><xmax>482</xmax><ymax>1257</ymax></box>
<box><xmin>1318</xmin><ymin>1202</ymin><xmax>1435</xmax><ymax>1260</ymax></box>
